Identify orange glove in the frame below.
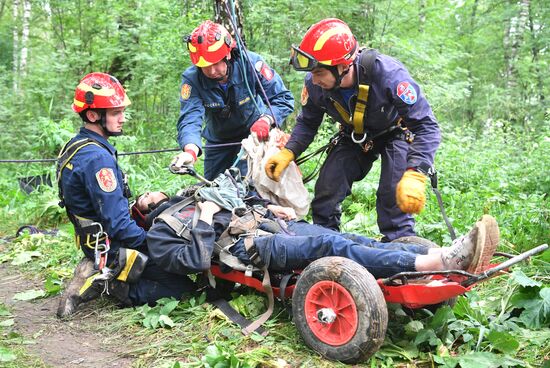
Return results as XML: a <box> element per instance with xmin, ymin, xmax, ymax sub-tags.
<box><xmin>396</xmin><ymin>170</ymin><xmax>428</xmax><ymax>214</ymax></box>
<box><xmin>264</xmin><ymin>148</ymin><xmax>295</xmax><ymax>182</ymax></box>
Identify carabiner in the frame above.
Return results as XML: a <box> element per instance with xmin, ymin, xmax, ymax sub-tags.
<box><xmin>351</xmin><ymin>132</ymin><xmax>367</xmax><ymax>144</ymax></box>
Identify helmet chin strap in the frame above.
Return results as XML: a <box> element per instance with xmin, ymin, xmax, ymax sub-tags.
<box><xmin>325</xmin><ymin>65</ymin><xmax>351</xmax><ymax>92</ymax></box>
<box><xmin>98</xmin><ymin>111</ymin><xmax>123</xmax><ymax>137</ymax></box>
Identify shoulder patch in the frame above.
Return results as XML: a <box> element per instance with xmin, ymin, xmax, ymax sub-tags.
<box><xmin>255</xmin><ymin>60</ymin><xmax>273</xmax><ymax>81</ymax></box>
<box><xmin>396</xmin><ymin>81</ymin><xmax>417</xmax><ymax>105</ymax></box>
<box><xmin>300</xmin><ymin>85</ymin><xmax>309</xmax><ymax>106</ymax></box>
<box><xmin>181</xmin><ymin>84</ymin><xmax>192</xmax><ymax>100</ymax></box>
<box><xmin>96</xmin><ymin>168</ymin><xmax>117</xmax><ymax>193</ymax></box>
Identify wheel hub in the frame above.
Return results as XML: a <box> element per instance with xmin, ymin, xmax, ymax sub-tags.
<box><xmin>317</xmin><ymin>308</ymin><xmax>337</xmax><ymax>323</ymax></box>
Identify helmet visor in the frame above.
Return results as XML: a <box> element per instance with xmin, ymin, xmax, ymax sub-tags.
<box><xmin>290</xmin><ymin>45</ymin><xmax>319</xmax><ymax>72</ymax></box>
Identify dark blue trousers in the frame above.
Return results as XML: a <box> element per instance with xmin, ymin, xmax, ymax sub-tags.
<box><xmin>231</xmin><ymin>221</ymin><xmax>429</xmax><ymax>279</ymax></box>
<box><xmin>311</xmin><ymin>136</ymin><xmax>415</xmax><ymax>241</ymax></box>
<box><xmin>128</xmin><ymin>261</ymin><xmax>196</xmax><ymax>306</ymax></box>
<box><xmin>204</xmin><ymin>140</ymin><xmax>248</xmax><ymax>181</ymax></box>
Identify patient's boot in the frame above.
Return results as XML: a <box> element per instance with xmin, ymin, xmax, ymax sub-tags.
<box><xmin>441</xmin><ymin>221</ymin><xmax>486</xmax><ymax>272</ymax></box>
<box><xmin>472</xmin><ymin>215</ymin><xmax>499</xmax><ymax>274</ymax></box>
<box><xmin>57</xmin><ymin>258</ymin><xmax>100</xmax><ymax>318</ymax></box>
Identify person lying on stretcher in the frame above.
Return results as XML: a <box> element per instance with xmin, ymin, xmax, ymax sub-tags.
<box><xmin>131</xmin><ymin>175</ymin><xmax>499</xmax><ymax>281</ymax></box>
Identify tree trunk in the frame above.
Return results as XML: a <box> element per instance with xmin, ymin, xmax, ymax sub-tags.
<box><xmin>214</xmin><ymin>0</ymin><xmax>245</xmax><ymax>44</ymax></box>
<box><xmin>504</xmin><ymin>0</ymin><xmax>530</xmax><ymax>91</ymax></box>
<box><xmin>527</xmin><ymin>0</ymin><xmax>544</xmax><ymax>103</ymax></box>
<box><xmin>20</xmin><ymin>0</ymin><xmax>31</xmax><ymax>77</ymax></box>
<box><xmin>12</xmin><ymin>0</ymin><xmax>19</xmax><ymax>92</ymax></box>
<box><xmin>465</xmin><ymin>0</ymin><xmax>479</xmax><ymax>126</ymax></box>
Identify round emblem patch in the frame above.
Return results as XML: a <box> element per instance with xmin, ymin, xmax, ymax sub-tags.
<box><xmin>181</xmin><ymin>84</ymin><xmax>192</xmax><ymax>100</ymax></box>
<box><xmin>396</xmin><ymin>81</ymin><xmax>417</xmax><ymax>105</ymax></box>
<box><xmin>95</xmin><ymin>168</ymin><xmax>117</xmax><ymax>193</ymax></box>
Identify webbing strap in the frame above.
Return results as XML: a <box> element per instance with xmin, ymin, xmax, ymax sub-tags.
<box><xmin>331</xmin><ymin>98</ymin><xmax>350</xmax><ymax>123</ymax></box>
<box><xmin>242</xmin><ymin>265</ymin><xmax>273</xmax><ymax>336</ymax></box>
<box><xmin>154</xmin><ymin>197</ymin><xmax>196</xmax><ymax>239</ymax></box>
<box><xmin>352</xmin><ymin>84</ymin><xmax>369</xmax><ymax>135</ymax></box>
<box><xmin>329</xmin><ymin>49</ymin><xmax>379</xmax><ymax>136</ymax></box>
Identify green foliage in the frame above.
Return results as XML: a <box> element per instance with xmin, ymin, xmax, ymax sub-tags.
<box><xmin>510</xmin><ymin>271</ymin><xmax>550</xmax><ymax>329</ymax></box>
<box><xmin>0</xmin><ymin>0</ymin><xmax>548</xmax><ymax>366</ymax></box>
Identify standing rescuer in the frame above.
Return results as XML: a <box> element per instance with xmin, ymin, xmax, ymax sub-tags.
<box><xmin>171</xmin><ymin>20</ymin><xmax>294</xmax><ymax>180</ymax></box>
<box><xmin>56</xmin><ymin>73</ymin><xmax>194</xmax><ymax>318</ymax></box>
<box><xmin>265</xmin><ymin>18</ymin><xmax>441</xmax><ymax>241</ymax></box>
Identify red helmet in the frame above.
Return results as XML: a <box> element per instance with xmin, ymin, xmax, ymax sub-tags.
<box><xmin>72</xmin><ymin>72</ymin><xmax>131</xmax><ymax>113</ymax></box>
<box><xmin>187</xmin><ymin>20</ymin><xmax>236</xmax><ymax>68</ymax></box>
<box><xmin>290</xmin><ymin>18</ymin><xmax>358</xmax><ymax>72</ymax></box>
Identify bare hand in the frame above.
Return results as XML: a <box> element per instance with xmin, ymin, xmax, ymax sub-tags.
<box><xmin>267</xmin><ymin>204</ymin><xmax>297</xmax><ymax>221</ymax></box>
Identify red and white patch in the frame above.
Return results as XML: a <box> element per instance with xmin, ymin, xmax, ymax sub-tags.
<box><xmin>181</xmin><ymin>84</ymin><xmax>192</xmax><ymax>100</ymax></box>
<box><xmin>396</xmin><ymin>81</ymin><xmax>417</xmax><ymax>105</ymax></box>
<box><xmin>95</xmin><ymin>168</ymin><xmax>117</xmax><ymax>193</ymax></box>
<box><xmin>255</xmin><ymin>60</ymin><xmax>274</xmax><ymax>81</ymax></box>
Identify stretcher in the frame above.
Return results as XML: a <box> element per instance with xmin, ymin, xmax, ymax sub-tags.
<box><xmin>171</xmin><ymin>165</ymin><xmax>548</xmax><ymax>363</ymax></box>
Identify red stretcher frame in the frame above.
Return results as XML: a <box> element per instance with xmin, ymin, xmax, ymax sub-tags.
<box><xmin>210</xmin><ymin>244</ymin><xmax>547</xmax><ymax>309</ymax></box>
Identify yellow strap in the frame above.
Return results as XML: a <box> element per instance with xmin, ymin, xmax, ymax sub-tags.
<box><xmin>330</xmin><ymin>83</ymin><xmax>370</xmax><ymax>136</ymax></box>
<box><xmin>57</xmin><ymin>140</ymin><xmax>103</xmax><ymax>184</ymax></box>
<box><xmin>116</xmin><ymin>249</ymin><xmax>139</xmax><ymax>282</ymax></box>
<box><xmin>331</xmin><ymin>99</ymin><xmax>350</xmax><ymax>122</ymax></box>
<box><xmin>352</xmin><ymin>84</ymin><xmax>370</xmax><ymax>135</ymax></box>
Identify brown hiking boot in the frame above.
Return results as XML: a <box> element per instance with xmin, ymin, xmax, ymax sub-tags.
<box><xmin>56</xmin><ymin>257</ymin><xmax>100</xmax><ymax>318</ymax></box>
<box><xmin>471</xmin><ymin>215</ymin><xmax>499</xmax><ymax>274</ymax></box>
<box><xmin>441</xmin><ymin>221</ymin><xmax>486</xmax><ymax>272</ymax></box>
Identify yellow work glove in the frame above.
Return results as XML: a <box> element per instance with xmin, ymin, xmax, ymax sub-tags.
<box><xmin>264</xmin><ymin>148</ymin><xmax>295</xmax><ymax>182</ymax></box>
<box><xmin>396</xmin><ymin>170</ymin><xmax>428</xmax><ymax>214</ymax></box>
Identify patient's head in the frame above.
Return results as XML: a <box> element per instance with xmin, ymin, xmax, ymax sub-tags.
<box><xmin>131</xmin><ymin>191</ymin><xmax>169</xmax><ymax>229</ymax></box>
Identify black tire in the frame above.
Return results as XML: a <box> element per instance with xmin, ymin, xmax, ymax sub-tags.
<box><xmin>392</xmin><ymin>236</ymin><xmax>457</xmax><ymax>313</ymax></box>
<box><xmin>292</xmin><ymin>257</ymin><xmax>388</xmax><ymax>363</ymax></box>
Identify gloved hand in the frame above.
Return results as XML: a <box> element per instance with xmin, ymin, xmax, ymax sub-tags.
<box><xmin>396</xmin><ymin>170</ymin><xmax>428</xmax><ymax>214</ymax></box>
<box><xmin>264</xmin><ymin>148</ymin><xmax>295</xmax><ymax>182</ymax></box>
<box><xmin>250</xmin><ymin>115</ymin><xmax>273</xmax><ymax>142</ymax></box>
<box><xmin>171</xmin><ymin>145</ymin><xmax>198</xmax><ymax>169</ymax></box>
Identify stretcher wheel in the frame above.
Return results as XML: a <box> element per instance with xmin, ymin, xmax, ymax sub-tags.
<box><xmin>392</xmin><ymin>236</ymin><xmax>456</xmax><ymax>312</ymax></box>
<box><xmin>292</xmin><ymin>257</ymin><xmax>388</xmax><ymax>363</ymax></box>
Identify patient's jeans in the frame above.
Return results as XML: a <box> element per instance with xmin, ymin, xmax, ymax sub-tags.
<box><xmin>231</xmin><ymin>220</ymin><xmax>430</xmax><ymax>279</ymax></box>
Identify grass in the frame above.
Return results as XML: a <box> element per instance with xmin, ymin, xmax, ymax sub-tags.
<box><xmin>0</xmin><ymin>127</ymin><xmax>548</xmax><ymax>367</ymax></box>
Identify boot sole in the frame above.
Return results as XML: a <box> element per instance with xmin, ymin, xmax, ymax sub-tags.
<box><xmin>466</xmin><ymin>221</ymin><xmax>486</xmax><ymax>274</ymax></box>
<box><xmin>472</xmin><ymin>215</ymin><xmax>499</xmax><ymax>274</ymax></box>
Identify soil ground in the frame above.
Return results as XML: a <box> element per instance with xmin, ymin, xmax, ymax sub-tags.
<box><xmin>0</xmin><ymin>263</ymin><xmax>133</xmax><ymax>368</ymax></box>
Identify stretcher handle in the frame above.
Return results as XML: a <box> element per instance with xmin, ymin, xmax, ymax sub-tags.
<box><xmin>461</xmin><ymin>243</ymin><xmax>548</xmax><ymax>287</ymax></box>
<box><xmin>169</xmin><ymin>164</ymin><xmax>214</xmax><ymax>186</ymax></box>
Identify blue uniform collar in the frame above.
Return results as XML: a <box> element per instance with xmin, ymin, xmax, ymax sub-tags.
<box><xmin>78</xmin><ymin>127</ymin><xmax>117</xmax><ymax>156</ymax></box>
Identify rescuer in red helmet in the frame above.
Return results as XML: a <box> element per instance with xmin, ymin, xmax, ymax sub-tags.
<box><xmin>265</xmin><ymin>18</ymin><xmax>441</xmax><ymax>242</ymax></box>
<box><xmin>56</xmin><ymin>73</ymin><xmax>195</xmax><ymax>318</ymax></box>
<box><xmin>172</xmin><ymin>20</ymin><xmax>294</xmax><ymax>180</ymax></box>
